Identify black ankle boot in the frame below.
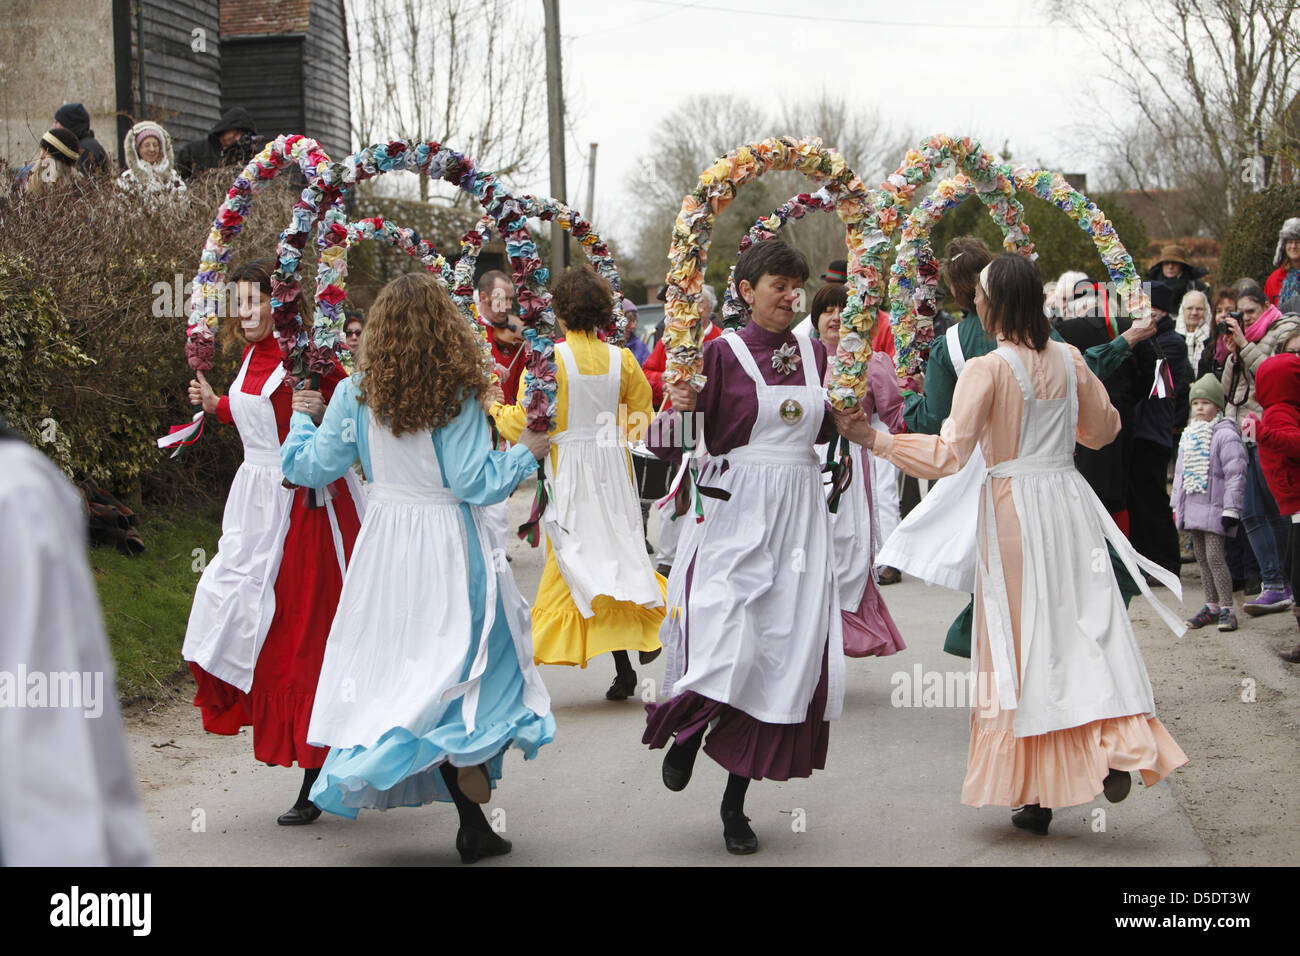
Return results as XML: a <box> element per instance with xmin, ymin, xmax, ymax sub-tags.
<box><xmin>1011</xmin><ymin>804</ymin><xmax>1052</xmax><ymax>835</ymax></box>
<box><xmin>605</xmin><ymin>670</ymin><xmax>637</xmax><ymax>700</ymax></box>
<box><xmin>456</xmin><ymin>827</ymin><xmax>512</xmax><ymax>863</ymax></box>
<box><xmin>661</xmin><ymin>734</ymin><xmax>701</xmax><ymax>792</ymax></box>
<box><xmin>278</xmin><ymin>768</ymin><xmax>322</xmax><ymax>825</ymax></box>
<box><xmin>1102</xmin><ymin>768</ymin><xmax>1132</xmax><ymax>803</ymax></box>
<box><xmin>721</xmin><ymin>808</ymin><xmax>758</xmax><ymax>854</ymax></box>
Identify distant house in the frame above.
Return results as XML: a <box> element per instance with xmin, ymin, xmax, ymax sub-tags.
<box><xmin>1112</xmin><ymin>188</ymin><xmax>1206</xmax><ymax>242</ymax></box>
<box><xmin>1266</xmin><ymin>91</ymin><xmax>1300</xmax><ymax>186</ymax></box>
<box><xmin>0</xmin><ymin>0</ymin><xmax>350</xmax><ymax>170</ymax></box>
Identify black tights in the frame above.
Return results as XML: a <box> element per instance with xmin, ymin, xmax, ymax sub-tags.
<box><xmin>293</xmin><ymin>767</ymin><xmax>320</xmax><ymax>809</ymax></box>
<box><xmin>722</xmin><ymin>773</ymin><xmax>750</xmax><ymax>813</ymax></box>
<box><xmin>438</xmin><ymin>763</ymin><xmax>491</xmax><ymax>834</ymax></box>
<box><xmin>611</xmin><ymin>649</ymin><xmax>634</xmax><ymax>679</ymax></box>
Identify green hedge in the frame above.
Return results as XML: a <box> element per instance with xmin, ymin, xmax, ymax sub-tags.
<box><xmin>0</xmin><ymin>174</ymin><xmax>304</xmax><ymax>503</ymax></box>
<box><xmin>932</xmin><ymin>190</ymin><xmax>1150</xmax><ymax>288</ymax></box>
<box><xmin>1219</xmin><ymin>184</ymin><xmax>1300</xmax><ymax>287</ymax></box>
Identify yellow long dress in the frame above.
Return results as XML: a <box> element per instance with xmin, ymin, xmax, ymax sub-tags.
<box><xmin>491</xmin><ymin>329</ymin><xmax>666</xmax><ymax>666</ymax></box>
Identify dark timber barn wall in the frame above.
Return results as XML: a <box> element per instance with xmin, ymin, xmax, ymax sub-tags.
<box><xmin>220</xmin><ymin>0</ymin><xmax>351</xmax><ymax>160</ymax></box>
<box><xmin>132</xmin><ymin>0</ymin><xmax>223</xmax><ymax>158</ymax></box>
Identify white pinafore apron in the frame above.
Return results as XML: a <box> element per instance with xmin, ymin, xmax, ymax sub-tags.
<box><xmin>183</xmin><ymin>351</ymin><xmax>294</xmax><ymax>691</ymax></box>
<box><xmin>542</xmin><ymin>342</ymin><xmax>663</xmax><ymax>616</ymax></box>
<box><xmin>977</xmin><ymin>343</ymin><xmax>1185</xmax><ymax>737</ymax></box>
<box><xmin>182</xmin><ymin>352</ymin><xmax>360</xmax><ymax>691</ymax></box>
<box><xmin>877</xmin><ymin>322</ymin><xmax>986</xmax><ymax>591</ymax></box>
<box><xmin>307</xmin><ymin>409</ymin><xmax>549</xmax><ymax>750</ymax></box>
<box><xmin>665</xmin><ymin>333</ymin><xmax>845</xmax><ymax>725</ymax></box>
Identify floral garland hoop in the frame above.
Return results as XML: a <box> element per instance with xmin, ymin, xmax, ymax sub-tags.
<box><xmin>720</xmin><ymin>189</ymin><xmax>839</xmax><ymax>329</ymax></box>
<box><xmin>185</xmin><ymin>134</ymin><xmax>335</xmax><ymax>372</ymax></box>
<box><xmin>843</xmin><ymin>134</ymin><xmax>1009</xmax><ymax>395</ymax></box>
<box><xmin>887</xmin><ymin>167</ymin><xmax>1034</xmax><ymax>378</ymax></box>
<box><xmin>271</xmin><ymin>139</ymin><xmax>560</xmax><ymax>431</ymax></box>
<box><xmin>1009</xmin><ymin>166</ymin><xmax>1151</xmax><ymax>320</ymax></box>
<box><xmin>311</xmin><ymin>209</ymin><xmax>495</xmax><ymax>379</ymax></box>
<box><xmin>663</xmin><ymin>136</ymin><xmax>878</xmax><ymax>409</ymax></box>
<box><xmin>515</xmin><ymin>195</ymin><xmax>629</xmax><ymax>346</ymax></box>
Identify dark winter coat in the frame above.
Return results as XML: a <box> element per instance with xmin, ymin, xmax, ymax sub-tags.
<box><xmin>175</xmin><ymin>107</ymin><xmax>260</xmax><ymax>180</ymax></box>
<box><xmin>53</xmin><ymin>103</ymin><xmax>109</xmax><ymax>176</ymax></box>
<box><xmin>1132</xmin><ymin>315</ymin><xmax>1193</xmax><ymax>449</ymax></box>
<box><xmin>1054</xmin><ymin>313</ymin><xmax>1141</xmax><ymax>512</ymax></box>
<box><xmin>1144</xmin><ymin>261</ymin><xmax>1209</xmax><ymax>313</ymax></box>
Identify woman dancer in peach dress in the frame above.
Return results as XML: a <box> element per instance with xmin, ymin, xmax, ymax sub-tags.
<box><xmin>837</xmin><ymin>254</ymin><xmax>1188</xmax><ymax>835</ymax></box>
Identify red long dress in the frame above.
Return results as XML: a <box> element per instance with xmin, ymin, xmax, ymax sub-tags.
<box><xmin>189</xmin><ymin>338</ymin><xmax>362</xmax><ymax>768</ymax></box>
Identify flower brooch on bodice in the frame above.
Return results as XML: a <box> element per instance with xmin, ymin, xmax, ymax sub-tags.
<box><xmin>771</xmin><ymin>342</ymin><xmax>801</xmax><ymax>375</ymax></box>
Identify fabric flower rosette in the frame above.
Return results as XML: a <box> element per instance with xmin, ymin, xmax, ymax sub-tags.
<box><xmin>663</xmin><ymin>137</ymin><xmax>878</xmax><ymax>413</ymax></box>
<box><xmin>720</xmin><ymin>189</ymin><xmax>839</xmax><ymax>329</ymax></box>
<box><xmin>268</xmin><ymin>139</ymin><xmax>559</xmax><ymax>434</ymax></box>
<box><xmin>888</xmin><ymin>165</ymin><xmax>1034</xmax><ymax>380</ymax></box>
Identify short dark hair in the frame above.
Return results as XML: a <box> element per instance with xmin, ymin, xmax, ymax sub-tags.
<box><xmin>733</xmin><ymin>240</ymin><xmax>809</xmax><ymax>299</ymax></box>
<box><xmin>1237</xmin><ymin>286</ymin><xmax>1268</xmax><ymax>308</ymax></box>
<box><xmin>476</xmin><ymin>269</ymin><xmax>511</xmax><ymax>298</ymax></box>
<box><xmin>810</xmin><ymin>283</ymin><xmax>848</xmax><ymax>324</ymax></box>
<box><xmin>550</xmin><ymin>267</ymin><xmax>612</xmax><ymax>333</ymax></box>
<box><xmin>984</xmin><ymin>253</ymin><xmax>1049</xmax><ymax>350</ymax></box>
<box><xmin>942</xmin><ymin>237</ymin><xmax>993</xmax><ymax>311</ymax></box>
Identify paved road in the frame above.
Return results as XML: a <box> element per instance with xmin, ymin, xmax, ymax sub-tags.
<box><xmin>128</xmin><ymin>488</ymin><xmax>1211</xmax><ymax>866</ymax></box>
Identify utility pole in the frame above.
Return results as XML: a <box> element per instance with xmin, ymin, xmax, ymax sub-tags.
<box><xmin>543</xmin><ymin>0</ymin><xmax>569</xmax><ymax>276</ymax></box>
<box><xmin>585</xmin><ymin>142</ymin><xmax>598</xmax><ymax>219</ymax></box>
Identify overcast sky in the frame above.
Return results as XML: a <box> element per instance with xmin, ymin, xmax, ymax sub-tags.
<box><xmin>523</xmin><ymin>0</ymin><xmax>1128</xmax><ymax>248</ymax></box>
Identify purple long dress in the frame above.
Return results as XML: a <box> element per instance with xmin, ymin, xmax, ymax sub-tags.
<box><xmin>642</xmin><ymin>323</ymin><xmax>836</xmax><ymax>780</ymax></box>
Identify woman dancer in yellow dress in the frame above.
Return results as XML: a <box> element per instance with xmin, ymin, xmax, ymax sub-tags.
<box><xmin>492</xmin><ymin>268</ymin><xmax>666</xmax><ymax>701</ymax></box>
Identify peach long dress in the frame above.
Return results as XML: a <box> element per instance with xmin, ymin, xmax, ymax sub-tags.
<box><xmin>874</xmin><ymin>338</ymin><xmax>1189</xmax><ymax>809</ymax></box>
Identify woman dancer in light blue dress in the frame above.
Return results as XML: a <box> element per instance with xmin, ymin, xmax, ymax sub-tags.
<box><xmin>281</xmin><ymin>272</ymin><xmax>554</xmax><ymax>863</ymax></box>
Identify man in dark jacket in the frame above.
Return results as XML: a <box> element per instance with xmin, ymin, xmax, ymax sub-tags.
<box><xmin>1127</xmin><ymin>281</ymin><xmax>1194</xmax><ymax>576</ymax></box>
<box><xmin>175</xmin><ymin>107</ymin><xmax>261</xmax><ymax>180</ymax></box>
<box><xmin>1145</xmin><ymin>244</ymin><xmax>1208</xmax><ymax>314</ymax></box>
<box><xmin>52</xmin><ymin>103</ymin><xmax>109</xmax><ymax>176</ymax></box>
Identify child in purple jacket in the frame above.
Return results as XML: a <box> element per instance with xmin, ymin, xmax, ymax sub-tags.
<box><xmin>1172</xmin><ymin>374</ymin><xmax>1248</xmax><ymax>631</ymax></box>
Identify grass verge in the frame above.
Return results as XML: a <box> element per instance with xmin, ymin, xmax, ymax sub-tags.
<box><xmin>90</xmin><ymin>500</ymin><xmax>223</xmax><ymax>701</ymax></box>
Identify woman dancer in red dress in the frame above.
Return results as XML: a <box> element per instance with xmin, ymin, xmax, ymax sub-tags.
<box><xmin>183</xmin><ymin>258</ymin><xmax>363</xmax><ymax>825</ymax></box>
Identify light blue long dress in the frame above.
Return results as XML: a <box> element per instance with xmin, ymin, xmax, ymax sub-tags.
<box><xmin>281</xmin><ymin>378</ymin><xmax>555</xmax><ymax>818</ymax></box>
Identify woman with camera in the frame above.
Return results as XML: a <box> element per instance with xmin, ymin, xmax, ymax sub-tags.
<box><xmin>1218</xmin><ymin>286</ymin><xmax>1300</xmax><ymax>616</ymax></box>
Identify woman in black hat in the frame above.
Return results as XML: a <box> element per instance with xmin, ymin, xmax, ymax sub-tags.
<box><xmin>1145</xmin><ymin>244</ymin><xmax>1208</xmax><ymax>314</ymax></box>
<box><xmin>22</xmin><ymin>128</ymin><xmax>81</xmax><ymax>197</ymax></box>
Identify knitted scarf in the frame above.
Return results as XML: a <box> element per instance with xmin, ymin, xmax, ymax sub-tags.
<box><xmin>1281</xmin><ymin>269</ymin><xmax>1300</xmax><ymax>306</ymax></box>
<box><xmin>1179</xmin><ymin>417</ymin><xmax>1218</xmax><ymax>494</ymax></box>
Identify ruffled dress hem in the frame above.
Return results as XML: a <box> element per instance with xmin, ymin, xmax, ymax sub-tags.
<box><xmin>309</xmin><ymin>711</ymin><xmax>557</xmax><ymax>819</ymax></box>
<box><xmin>188</xmin><ymin>663</ymin><xmax>328</xmax><ymax>768</ymax></box>
<box><xmin>531</xmin><ymin>596</ymin><xmax>664</xmax><ymax>666</ymax></box>
<box><xmin>960</xmin><ymin>713</ymin><xmax>1189</xmax><ymax>809</ymax></box>
<box><xmin>642</xmin><ymin>652</ymin><xmax>830</xmax><ymax>781</ymax></box>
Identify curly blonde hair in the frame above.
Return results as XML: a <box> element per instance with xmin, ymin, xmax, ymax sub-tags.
<box><xmin>356</xmin><ymin>271</ymin><xmax>490</xmax><ymax>435</ymax></box>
